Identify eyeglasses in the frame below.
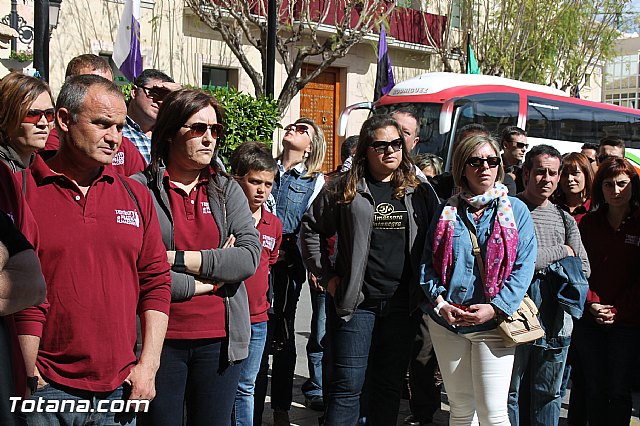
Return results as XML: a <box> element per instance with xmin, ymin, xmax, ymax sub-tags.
<box><xmin>515</xmin><ymin>142</ymin><xmax>529</xmax><ymax>149</ymax></box>
<box><xmin>139</xmin><ymin>86</ymin><xmax>169</xmax><ymax>102</ymax></box>
<box><xmin>586</xmin><ymin>157</ymin><xmax>596</xmax><ymax>164</ymax></box>
<box><xmin>23</xmin><ymin>108</ymin><xmax>55</xmax><ymax>124</ymax></box>
<box><xmin>598</xmin><ymin>154</ymin><xmax>619</xmax><ymax>163</ymax></box>
<box><xmin>465</xmin><ymin>156</ymin><xmax>501</xmax><ymax>168</ymax></box>
<box><xmin>182</xmin><ymin>122</ymin><xmax>224</xmax><ymax>138</ymax></box>
<box><xmin>284</xmin><ymin>124</ymin><xmax>310</xmax><ymax>136</ymax></box>
<box><xmin>369</xmin><ymin>138</ymin><xmax>404</xmax><ymax>154</ymax></box>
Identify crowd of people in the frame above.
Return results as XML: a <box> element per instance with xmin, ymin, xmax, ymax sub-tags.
<box><xmin>0</xmin><ymin>54</ymin><xmax>639</xmax><ymax>426</ymax></box>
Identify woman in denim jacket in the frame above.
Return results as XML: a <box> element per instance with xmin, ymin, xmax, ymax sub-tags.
<box><xmin>420</xmin><ymin>133</ymin><xmax>537</xmax><ymax>426</ymax></box>
<box><xmin>302</xmin><ymin>115</ymin><xmax>439</xmax><ymax>425</ymax></box>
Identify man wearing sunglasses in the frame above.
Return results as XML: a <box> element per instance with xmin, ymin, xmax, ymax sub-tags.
<box><xmin>501</xmin><ymin>126</ymin><xmax>528</xmax><ymax>193</ymax></box>
<box><xmin>124</xmin><ymin>69</ymin><xmax>181</xmax><ymax>163</ymax></box>
<box><xmin>597</xmin><ymin>137</ymin><xmax>625</xmax><ymax>166</ymax></box>
<box><xmin>580</xmin><ymin>143</ymin><xmax>599</xmax><ymax>173</ymax></box>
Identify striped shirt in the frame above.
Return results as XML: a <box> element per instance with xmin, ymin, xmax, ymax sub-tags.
<box><xmin>123</xmin><ymin>116</ymin><xmax>152</xmax><ymax>163</ymax></box>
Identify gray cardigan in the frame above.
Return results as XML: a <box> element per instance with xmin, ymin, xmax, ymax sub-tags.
<box><xmin>301</xmin><ymin>176</ymin><xmax>439</xmax><ymax>321</ymax></box>
<box><xmin>132</xmin><ymin>165</ymin><xmax>261</xmax><ymax>363</ymax></box>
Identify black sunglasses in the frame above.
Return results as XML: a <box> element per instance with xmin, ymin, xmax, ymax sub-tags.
<box><xmin>23</xmin><ymin>108</ymin><xmax>55</xmax><ymax>124</ymax></box>
<box><xmin>466</xmin><ymin>156</ymin><xmax>501</xmax><ymax>168</ymax></box>
<box><xmin>182</xmin><ymin>122</ymin><xmax>224</xmax><ymax>138</ymax></box>
<box><xmin>284</xmin><ymin>124</ymin><xmax>310</xmax><ymax>136</ymax></box>
<box><xmin>139</xmin><ymin>86</ymin><xmax>170</xmax><ymax>101</ymax></box>
<box><xmin>598</xmin><ymin>154</ymin><xmax>616</xmax><ymax>163</ymax></box>
<box><xmin>370</xmin><ymin>138</ymin><xmax>403</xmax><ymax>154</ymax></box>
<box><xmin>587</xmin><ymin>157</ymin><xmax>596</xmax><ymax>164</ymax></box>
<box><xmin>515</xmin><ymin>142</ymin><xmax>529</xmax><ymax>149</ymax></box>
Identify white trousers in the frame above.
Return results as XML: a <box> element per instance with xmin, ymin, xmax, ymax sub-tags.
<box><xmin>427</xmin><ymin>317</ymin><xmax>515</xmax><ymax>426</ymax></box>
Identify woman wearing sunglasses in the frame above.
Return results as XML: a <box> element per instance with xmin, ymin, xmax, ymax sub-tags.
<box><xmin>132</xmin><ymin>89</ymin><xmax>261</xmax><ymax>425</ymax></box>
<box><xmin>302</xmin><ymin>115</ymin><xmax>439</xmax><ymax>425</ymax></box>
<box><xmin>419</xmin><ymin>133</ymin><xmax>536</xmax><ymax>426</ymax></box>
<box><xmin>0</xmin><ymin>72</ymin><xmax>55</xmax><ymax>172</ymax></box>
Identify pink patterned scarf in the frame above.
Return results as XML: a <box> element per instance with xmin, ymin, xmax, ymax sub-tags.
<box><xmin>432</xmin><ymin>183</ymin><xmax>518</xmax><ymax>300</ymax></box>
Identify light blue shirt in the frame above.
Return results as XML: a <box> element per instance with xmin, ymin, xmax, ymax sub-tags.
<box><xmin>420</xmin><ymin>196</ymin><xmax>537</xmax><ymax>332</ymax></box>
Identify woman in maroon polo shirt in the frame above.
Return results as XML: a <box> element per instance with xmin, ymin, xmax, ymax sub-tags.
<box><xmin>132</xmin><ymin>89</ymin><xmax>261</xmax><ymax>426</ymax></box>
<box><xmin>573</xmin><ymin>158</ymin><xmax>640</xmax><ymax>426</ymax></box>
<box><xmin>0</xmin><ymin>72</ymin><xmax>55</xmax><ymax>172</ymax></box>
<box><xmin>553</xmin><ymin>152</ymin><xmax>594</xmax><ymax>224</ymax></box>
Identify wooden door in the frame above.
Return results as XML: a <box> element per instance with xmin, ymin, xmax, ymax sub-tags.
<box><xmin>300</xmin><ymin>66</ymin><xmax>341</xmax><ymax>173</ymax></box>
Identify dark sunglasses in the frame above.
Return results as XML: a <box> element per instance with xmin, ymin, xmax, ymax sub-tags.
<box><xmin>182</xmin><ymin>122</ymin><xmax>224</xmax><ymax>138</ymax></box>
<box><xmin>369</xmin><ymin>138</ymin><xmax>403</xmax><ymax>154</ymax></box>
<box><xmin>284</xmin><ymin>124</ymin><xmax>310</xmax><ymax>136</ymax></box>
<box><xmin>598</xmin><ymin>154</ymin><xmax>617</xmax><ymax>163</ymax></box>
<box><xmin>587</xmin><ymin>157</ymin><xmax>596</xmax><ymax>164</ymax></box>
<box><xmin>23</xmin><ymin>108</ymin><xmax>55</xmax><ymax>124</ymax></box>
<box><xmin>515</xmin><ymin>142</ymin><xmax>529</xmax><ymax>149</ymax></box>
<box><xmin>139</xmin><ymin>86</ymin><xmax>169</xmax><ymax>101</ymax></box>
<box><xmin>466</xmin><ymin>156</ymin><xmax>501</xmax><ymax>168</ymax></box>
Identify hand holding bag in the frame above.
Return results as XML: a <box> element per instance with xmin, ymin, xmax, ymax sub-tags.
<box><xmin>462</xmin><ymin>212</ymin><xmax>544</xmax><ymax>346</ymax></box>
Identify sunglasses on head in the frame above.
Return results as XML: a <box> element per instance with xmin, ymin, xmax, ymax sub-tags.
<box><xmin>182</xmin><ymin>122</ymin><xmax>224</xmax><ymax>138</ymax></box>
<box><xmin>139</xmin><ymin>86</ymin><xmax>169</xmax><ymax>102</ymax></box>
<box><xmin>369</xmin><ymin>138</ymin><xmax>403</xmax><ymax>154</ymax></box>
<box><xmin>466</xmin><ymin>156</ymin><xmax>501</xmax><ymax>168</ymax></box>
<box><xmin>23</xmin><ymin>108</ymin><xmax>55</xmax><ymax>124</ymax></box>
<box><xmin>284</xmin><ymin>124</ymin><xmax>310</xmax><ymax>136</ymax></box>
<box><xmin>515</xmin><ymin>142</ymin><xmax>529</xmax><ymax>149</ymax></box>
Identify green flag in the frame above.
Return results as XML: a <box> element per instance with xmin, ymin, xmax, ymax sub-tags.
<box><xmin>467</xmin><ymin>43</ymin><xmax>480</xmax><ymax>74</ymax></box>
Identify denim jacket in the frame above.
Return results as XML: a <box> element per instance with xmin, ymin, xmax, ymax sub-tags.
<box><xmin>420</xmin><ymin>196</ymin><xmax>537</xmax><ymax>333</ymax></box>
<box><xmin>530</xmin><ymin>256</ymin><xmax>588</xmax><ymax>349</ymax></box>
<box><xmin>272</xmin><ymin>162</ymin><xmax>324</xmax><ymax>235</ymax></box>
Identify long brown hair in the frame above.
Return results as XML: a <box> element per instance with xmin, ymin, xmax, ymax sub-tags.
<box><xmin>0</xmin><ymin>72</ymin><xmax>54</xmax><ymax>146</ymax></box>
<box><xmin>339</xmin><ymin>114</ymin><xmax>419</xmax><ymax>204</ymax></box>
<box><xmin>553</xmin><ymin>152</ymin><xmax>594</xmax><ymax>206</ymax></box>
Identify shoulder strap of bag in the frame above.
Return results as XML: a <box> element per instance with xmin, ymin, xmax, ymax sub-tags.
<box><xmin>460</xmin><ymin>209</ymin><xmax>486</xmax><ymax>284</ymax></box>
<box><xmin>556</xmin><ymin>204</ymin><xmax>569</xmax><ymax>245</ymax></box>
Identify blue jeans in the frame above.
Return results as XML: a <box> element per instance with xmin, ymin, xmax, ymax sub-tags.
<box><xmin>323</xmin><ymin>294</ymin><xmax>416</xmax><ymax>426</ymax></box>
<box><xmin>302</xmin><ymin>289</ymin><xmax>326</xmax><ymax>399</ymax></box>
<box><xmin>572</xmin><ymin>323</ymin><xmax>640</xmax><ymax>426</ymax></box>
<box><xmin>25</xmin><ymin>382</ymin><xmax>135</xmax><ymax>426</ymax></box>
<box><xmin>508</xmin><ymin>344</ymin><xmax>569</xmax><ymax>426</ymax></box>
<box><xmin>144</xmin><ymin>338</ymin><xmax>242</xmax><ymax>426</ymax></box>
<box><xmin>234</xmin><ymin>321</ymin><xmax>268</xmax><ymax>426</ymax></box>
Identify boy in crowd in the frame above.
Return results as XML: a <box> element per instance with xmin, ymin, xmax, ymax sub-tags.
<box><xmin>230</xmin><ymin>142</ymin><xmax>283</xmax><ymax>426</ymax></box>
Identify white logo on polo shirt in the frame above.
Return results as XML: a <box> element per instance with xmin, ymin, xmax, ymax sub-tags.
<box><xmin>201</xmin><ymin>202</ymin><xmax>211</xmax><ymax>214</ymax></box>
<box><xmin>262</xmin><ymin>235</ymin><xmax>276</xmax><ymax>250</ymax></box>
<box><xmin>115</xmin><ymin>209</ymin><xmax>140</xmax><ymax>227</ymax></box>
<box><xmin>112</xmin><ymin>152</ymin><xmax>125</xmax><ymax>166</ymax></box>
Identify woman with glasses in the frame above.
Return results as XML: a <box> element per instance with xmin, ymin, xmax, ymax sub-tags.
<box><xmin>132</xmin><ymin>88</ymin><xmax>261</xmax><ymax>425</ymax></box>
<box><xmin>420</xmin><ymin>133</ymin><xmax>536</xmax><ymax>426</ymax></box>
<box><xmin>0</xmin><ymin>72</ymin><xmax>55</xmax><ymax>172</ymax></box>
<box><xmin>573</xmin><ymin>158</ymin><xmax>640</xmax><ymax>426</ymax></box>
<box><xmin>255</xmin><ymin>117</ymin><xmax>326</xmax><ymax>425</ymax></box>
<box><xmin>302</xmin><ymin>114</ymin><xmax>439</xmax><ymax>425</ymax></box>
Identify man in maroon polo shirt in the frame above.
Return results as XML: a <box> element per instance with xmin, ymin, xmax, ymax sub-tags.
<box><xmin>23</xmin><ymin>75</ymin><xmax>171</xmax><ymax>425</ymax></box>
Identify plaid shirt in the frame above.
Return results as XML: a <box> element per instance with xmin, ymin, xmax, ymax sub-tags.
<box><xmin>123</xmin><ymin>116</ymin><xmax>152</xmax><ymax>163</ymax></box>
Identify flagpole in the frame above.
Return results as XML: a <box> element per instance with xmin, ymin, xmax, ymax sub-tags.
<box><xmin>466</xmin><ymin>29</ymin><xmax>471</xmax><ymax>74</ymax></box>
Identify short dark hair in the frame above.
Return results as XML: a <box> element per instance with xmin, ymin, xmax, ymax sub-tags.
<box><xmin>133</xmin><ymin>69</ymin><xmax>174</xmax><ymax>87</ymax></box>
<box><xmin>230</xmin><ymin>141</ymin><xmax>277</xmax><ymax>177</ymax></box>
<box><xmin>456</xmin><ymin>123</ymin><xmax>489</xmax><ymax>144</ymax></box>
<box><xmin>581</xmin><ymin>142</ymin><xmax>598</xmax><ymax>151</ymax></box>
<box><xmin>65</xmin><ymin>54</ymin><xmax>113</xmax><ymax>79</ymax></box>
<box><xmin>341</xmin><ymin>135</ymin><xmax>358</xmax><ymax>163</ymax></box>
<box><xmin>523</xmin><ymin>144</ymin><xmax>563</xmax><ymax>171</ymax></box>
<box><xmin>501</xmin><ymin>126</ymin><xmax>526</xmax><ymax>143</ymax></box>
<box><xmin>151</xmin><ymin>89</ymin><xmax>225</xmax><ymax>174</ymax></box>
<box><xmin>599</xmin><ymin>137</ymin><xmax>625</xmax><ymax>154</ymax></box>
<box><xmin>56</xmin><ymin>74</ymin><xmax>123</xmax><ymax>123</ymax></box>
<box><xmin>592</xmin><ymin>157</ymin><xmax>640</xmax><ymax>212</ymax></box>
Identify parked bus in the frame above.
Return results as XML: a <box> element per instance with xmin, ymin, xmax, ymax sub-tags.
<box><xmin>338</xmin><ymin>72</ymin><xmax>640</xmax><ymax>170</ymax></box>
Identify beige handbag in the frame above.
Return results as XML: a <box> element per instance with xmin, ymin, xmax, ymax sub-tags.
<box><xmin>462</xmin><ymin>212</ymin><xmax>544</xmax><ymax>346</ymax></box>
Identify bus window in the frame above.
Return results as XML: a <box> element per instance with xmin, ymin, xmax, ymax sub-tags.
<box><xmin>526</xmin><ymin>96</ymin><xmax>640</xmax><ymax>147</ymax></box>
<box><xmin>455</xmin><ymin>94</ymin><xmax>519</xmax><ymax>137</ymax></box>
<box><xmin>378</xmin><ymin>103</ymin><xmax>445</xmax><ymax>157</ymax></box>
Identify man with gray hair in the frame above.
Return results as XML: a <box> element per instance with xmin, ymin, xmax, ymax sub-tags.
<box><xmin>22</xmin><ymin>75</ymin><xmax>171</xmax><ymax>425</ymax></box>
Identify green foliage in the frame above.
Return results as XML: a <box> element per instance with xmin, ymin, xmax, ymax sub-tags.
<box><xmin>201</xmin><ymin>87</ymin><xmax>280</xmax><ymax>167</ymax></box>
<box><xmin>120</xmin><ymin>82</ymin><xmax>134</xmax><ymax>103</ymax></box>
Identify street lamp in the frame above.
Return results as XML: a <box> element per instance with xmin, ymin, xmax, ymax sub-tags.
<box><xmin>49</xmin><ymin>0</ymin><xmax>62</xmax><ymax>33</ymax></box>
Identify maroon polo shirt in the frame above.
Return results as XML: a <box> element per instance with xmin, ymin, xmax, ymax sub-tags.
<box><xmin>579</xmin><ymin>209</ymin><xmax>640</xmax><ymax>326</ymax></box>
<box><xmin>0</xmin><ymin>162</ymin><xmax>45</xmax><ymax>396</ymax></box>
<box><xmin>45</xmin><ymin>129</ymin><xmax>146</xmax><ymax>176</ymax></box>
<box><xmin>24</xmin><ymin>155</ymin><xmax>171</xmax><ymax>392</ymax></box>
<box><xmin>245</xmin><ymin>207</ymin><xmax>282</xmax><ymax>323</ymax></box>
<box><xmin>164</xmin><ymin>170</ymin><xmax>226</xmax><ymax>339</ymax></box>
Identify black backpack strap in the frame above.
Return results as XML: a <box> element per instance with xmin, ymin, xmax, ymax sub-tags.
<box><xmin>117</xmin><ymin>174</ymin><xmax>145</xmax><ymax>228</ymax></box>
